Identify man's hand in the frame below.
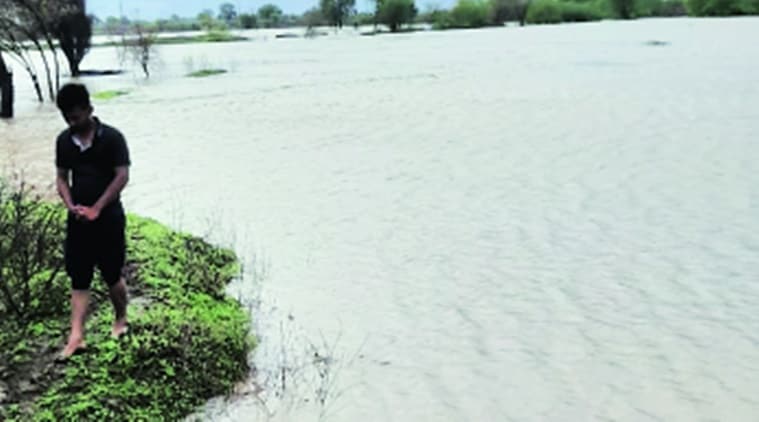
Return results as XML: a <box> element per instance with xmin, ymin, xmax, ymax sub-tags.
<box><xmin>68</xmin><ymin>204</ymin><xmax>83</xmax><ymax>221</ymax></box>
<box><xmin>74</xmin><ymin>205</ymin><xmax>100</xmax><ymax>222</ymax></box>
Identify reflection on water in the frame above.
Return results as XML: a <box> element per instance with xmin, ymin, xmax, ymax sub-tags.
<box><xmin>2</xmin><ymin>18</ymin><xmax>759</xmax><ymax>422</ymax></box>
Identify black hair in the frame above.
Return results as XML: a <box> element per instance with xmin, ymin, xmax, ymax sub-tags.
<box><xmin>56</xmin><ymin>83</ymin><xmax>91</xmax><ymax>113</ymax></box>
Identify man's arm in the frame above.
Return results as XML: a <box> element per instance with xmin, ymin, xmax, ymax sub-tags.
<box><xmin>56</xmin><ymin>167</ymin><xmax>76</xmax><ymax>212</ymax></box>
<box><xmin>79</xmin><ymin>166</ymin><xmax>129</xmax><ymax>221</ymax></box>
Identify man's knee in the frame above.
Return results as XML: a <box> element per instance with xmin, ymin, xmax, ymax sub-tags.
<box><xmin>68</xmin><ymin>269</ymin><xmax>94</xmax><ymax>291</ymax></box>
<box><xmin>71</xmin><ymin>282</ymin><xmax>92</xmax><ymax>291</ymax></box>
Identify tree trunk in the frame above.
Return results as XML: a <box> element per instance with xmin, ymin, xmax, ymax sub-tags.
<box><xmin>0</xmin><ymin>53</ymin><xmax>13</xmax><ymax>118</ymax></box>
<box><xmin>28</xmin><ymin>69</ymin><xmax>43</xmax><ymax>102</ymax></box>
<box><xmin>30</xmin><ymin>40</ymin><xmax>55</xmax><ymax>101</ymax></box>
<box><xmin>67</xmin><ymin>55</ymin><xmax>80</xmax><ymax>77</ymax></box>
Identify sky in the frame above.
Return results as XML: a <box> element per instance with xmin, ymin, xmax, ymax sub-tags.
<box><xmin>86</xmin><ymin>0</ymin><xmax>451</xmax><ymax>18</ymax></box>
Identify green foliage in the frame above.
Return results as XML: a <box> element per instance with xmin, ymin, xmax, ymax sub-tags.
<box><xmin>607</xmin><ymin>0</ymin><xmax>637</xmax><ymax>17</ymax></box>
<box><xmin>377</xmin><ymin>0</ymin><xmax>419</xmax><ymax>31</ymax></box>
<box><xmin>258</xmin><ymin>4</ymin><xmax>285</xmax><ymax>27</ymax></box>
<box><xmin>33</xmin><ymin>296</ymin><xmax>249</xmax><ymax>421</ymax></box>
<box><xmin>0</xmin><ymin>180</ymin><xmax>67</xmax><ymax>320</ymax></box>
<box><xmin>651</xmin><ymin>0</ymin><xmax>688</xmax><ymax>15</ymax></box>
<box><xmin>0</xmin><ymin>211</ymin><xmax>252</xmax><ymax>420</ymax></box>
<box><xmin>685</xmin><ymin>0</ymin><xmax>758</xmax><ymax>14</ymax></box>
<box><xmin>303</xmin><ymin>7</ymin><xmax>327</xmax><ymax>27</ymax></box>
<box><xmin>197</xmin><ymin>9</ymin><xmax>218</xmax><ymax>30</ymax></box>
<box><xmin>526</xmin><ymin>0</ymin><xmax>564</xmax><ymax>22</ymax></box>
<box><xmin>560</xmin><ymin>1</ymin><xmax>605</xmax><ymax>20</ymax></box>
<box><xmin>320</xmin><ymin>0</ymin><xmax>357</xmax><ymax>28</ymax></box>
<box><xmin>218</xmin><ymin>3</ymin><xmax>238</xmax><ymax>24</ymax></box>
<box><xmin>633</xmin><ymin>0</ymin><xmax>687</xmax><ymax>15</ymax></box>
<box><xmin>490</xmin><ymin>0</ymin><xmax>531</xmax><ymax>24</ymax></box>
<box><xmin>526</xmin><ymin>0</ymin><xmax>604</xmax><ymax>23</ymax></box>
<box><xmin>106</xmin><ymin>33</ymin><xmax>248</xmax><ymax>47</ymax></box>
<box><xmin>157</xmin><ymin>15</ymin><xmax>202</xmax><ymax>32</ymax></box>
<box><xmin>429</xmin><ymin>0</ymin><xmax>690</xmax><ymax>27</ymax></box>
<box><xmin>433</xmin><ymin>0</ymin><xmax>492</xmax><ymax>28</ymax></box>
<box><xmin>352</xmin><ymin>11</ymin><xmax>377</xmax><ymax>25</ymax></box>
<box><xmin>201</xmin><ymin>28</ymin><xmax>237</xmax><ymax>42</ymax></box>
<box><xmin>238</xmin><ymin>13</ymin><xmax>259</xmax><ymax>28</ymax></box>
<box><xmin>92</xmin><ymin>90</ymin><xmax>129</xmax><ymax>101</ymax></box>
<box><xmin>451</xmin><ymin>0</ymin><xmax>492</xmax><ymax>27</ymax></box>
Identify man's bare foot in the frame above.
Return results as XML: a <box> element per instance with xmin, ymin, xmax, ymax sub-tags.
<box><xmin>111</xmin><ymin>319</ymin><xmax>129</xmax><ymax>339</ymax></box>
<box><xmin>59</xmin><ymin>337</ymin><xmax>87</xmax><ymax>360</ymax></box>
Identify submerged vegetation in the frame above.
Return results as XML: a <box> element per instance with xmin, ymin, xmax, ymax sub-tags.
<box><xmin>187</xmin><ymin>69</ymin><xmax>228</xmax><ymax>78</ymax></box>
<box><xmin>91</xmin><ymin>90</ymin><xmax>130</xmax><ymax>101</ymax></box>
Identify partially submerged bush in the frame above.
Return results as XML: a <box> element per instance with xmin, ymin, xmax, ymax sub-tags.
<box><xmin>187</xmin><ymin>69</ymin><xmax>227</xmax><ymax>78</ymax></box>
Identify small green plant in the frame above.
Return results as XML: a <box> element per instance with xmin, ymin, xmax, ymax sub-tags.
<box><xmin>187</xmin><ymin>69</ymin><xmax>227</xmax><ymax>78</ymax></box>
<box><xmin>91</xmin><ymin>90</ymin><xmax>129</xmax><ymax>101</ymax></box>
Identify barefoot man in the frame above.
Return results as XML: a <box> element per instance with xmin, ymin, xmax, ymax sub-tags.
<box><xmin>55</xmin><ymin>83</ymin><xmax>131</xmax><ymax>358</ymax></box>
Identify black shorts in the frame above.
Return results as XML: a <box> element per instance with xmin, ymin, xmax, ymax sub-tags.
<box><xmin>64</xmin><ymin>210</ymin><xmax>126</xmax><ymax>290</ymax></box>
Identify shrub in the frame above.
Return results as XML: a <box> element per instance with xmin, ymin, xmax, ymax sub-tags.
<box><xmin>0</xmin><ymin>179</ymin><xmax>66</xmax><ymax>320</ymax></box>
<box><xmin>451</xmin><ymin>0</ymin><xmax>492</xmax><ymax>27</ymax></box>
<box><xmin>378</xmin><ymin>0</ymin><xmax>419</xmax><ymax>31</ymax></box>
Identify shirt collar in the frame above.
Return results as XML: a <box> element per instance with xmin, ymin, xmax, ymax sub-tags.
<box><xmin>69</xmin><ymin>117</ymin><xmax>103</xmax><ymax>152</ymax></box>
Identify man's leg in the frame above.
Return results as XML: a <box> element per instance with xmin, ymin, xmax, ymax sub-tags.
<box><xmin>62</xmin><ymin>218</ymin><xmax>92</xmax><ymax>358</ymax></box>
<box><xmin>106</xmin><ymin>212</ymin><xmax>128</xmax><ymax>338</ymax></box>
<box><xmin>62</xmin><ymin>289</ymin><xmax>89</xmax><ymax>357</ymax></box>
<box><xmin>109</xmin><ymin>277</ymin><xmax>128</xmax><ymax>337</ymax></box>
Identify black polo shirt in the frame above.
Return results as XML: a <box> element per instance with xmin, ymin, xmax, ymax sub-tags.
<box><xmin>55</xmin><ymin>118</ymin><xmax>130</xmax><ymax>215</ymax></box>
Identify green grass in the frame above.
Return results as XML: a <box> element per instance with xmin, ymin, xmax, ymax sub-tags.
<box><xmin>155</xmin><ymin>33</ymin><xmax>248</xmax><ymax>45</ymax></box>
<box><xmin>91</xmin><ymin>90</ymin><xmax>129</xmax><ymax>101</ymax></box>
<box><xmin>186</xmin><ymin>69</ymin><xmax>227</xmax><ymax>78</ymax></box>
<box><xmin>0</xmin><ymin>212</ymin><xmax>254</xmax><ymax>421</ymax></box>
<box><xmin>95</xmin><ymin>33</ymin><xmax>247</xmax><ymax>48</ymax></box>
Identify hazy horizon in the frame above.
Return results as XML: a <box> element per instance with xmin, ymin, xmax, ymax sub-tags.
<box><xmin>86</xmin><ymin>0</ymin><xmax>454</xmax><ymax>19</ymax></box>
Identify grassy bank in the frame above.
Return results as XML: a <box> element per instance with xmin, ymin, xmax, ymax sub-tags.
<box><xmin>152</xmin><ymin>32</ymin><xmax>249</xmax><ymax>45</ymax></box>
<box><xmin>96</xmin><ymin>31</ymin><xmax>248</xmax><ymax>48</ymax></box>
<box><xmin>0</xmin><ymin>189</ymin><xmax>254</xmax><ymax>421</ymax></box>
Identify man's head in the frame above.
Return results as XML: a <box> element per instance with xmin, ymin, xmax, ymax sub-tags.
<box><xmin>57</xmin><ymin>83</ymin><xmax>94</xmax><ymax>134</ymax></box>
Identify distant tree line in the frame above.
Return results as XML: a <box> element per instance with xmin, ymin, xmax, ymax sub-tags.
<box><xmin>93</xmin><ymin>0</ymin><xmax>758</xmax><ymax>38</ymax></box>
<box><xmin>95</xmin><ymin>3</ymin><xmax>300</xmax><ymax>33</ymax></box>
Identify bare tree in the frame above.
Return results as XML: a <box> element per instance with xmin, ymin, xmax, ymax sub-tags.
<box><xmin>118</xmin><ymin>23</ymin><xmax>156</xmax><ymax>78</ymax></box>
<box><xmin>8</xmin><ymin>0</ymin><xmax>67</xmax><ymax>98</ymax></box>
<box><xmin>0</xmin><ymin>0</ymin><xmax>83</xmax><ymax>104</ymax></box>
<box><xmin>0</xmin><ymin>6</ymin><xmax>47</xmax><ymax>102</ymax></box>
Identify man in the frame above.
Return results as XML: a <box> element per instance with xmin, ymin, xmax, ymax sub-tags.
<box><xmin>55</xmin><ymin>83</ymin><xmax>130</xmax><ymax>359</ymax></box>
